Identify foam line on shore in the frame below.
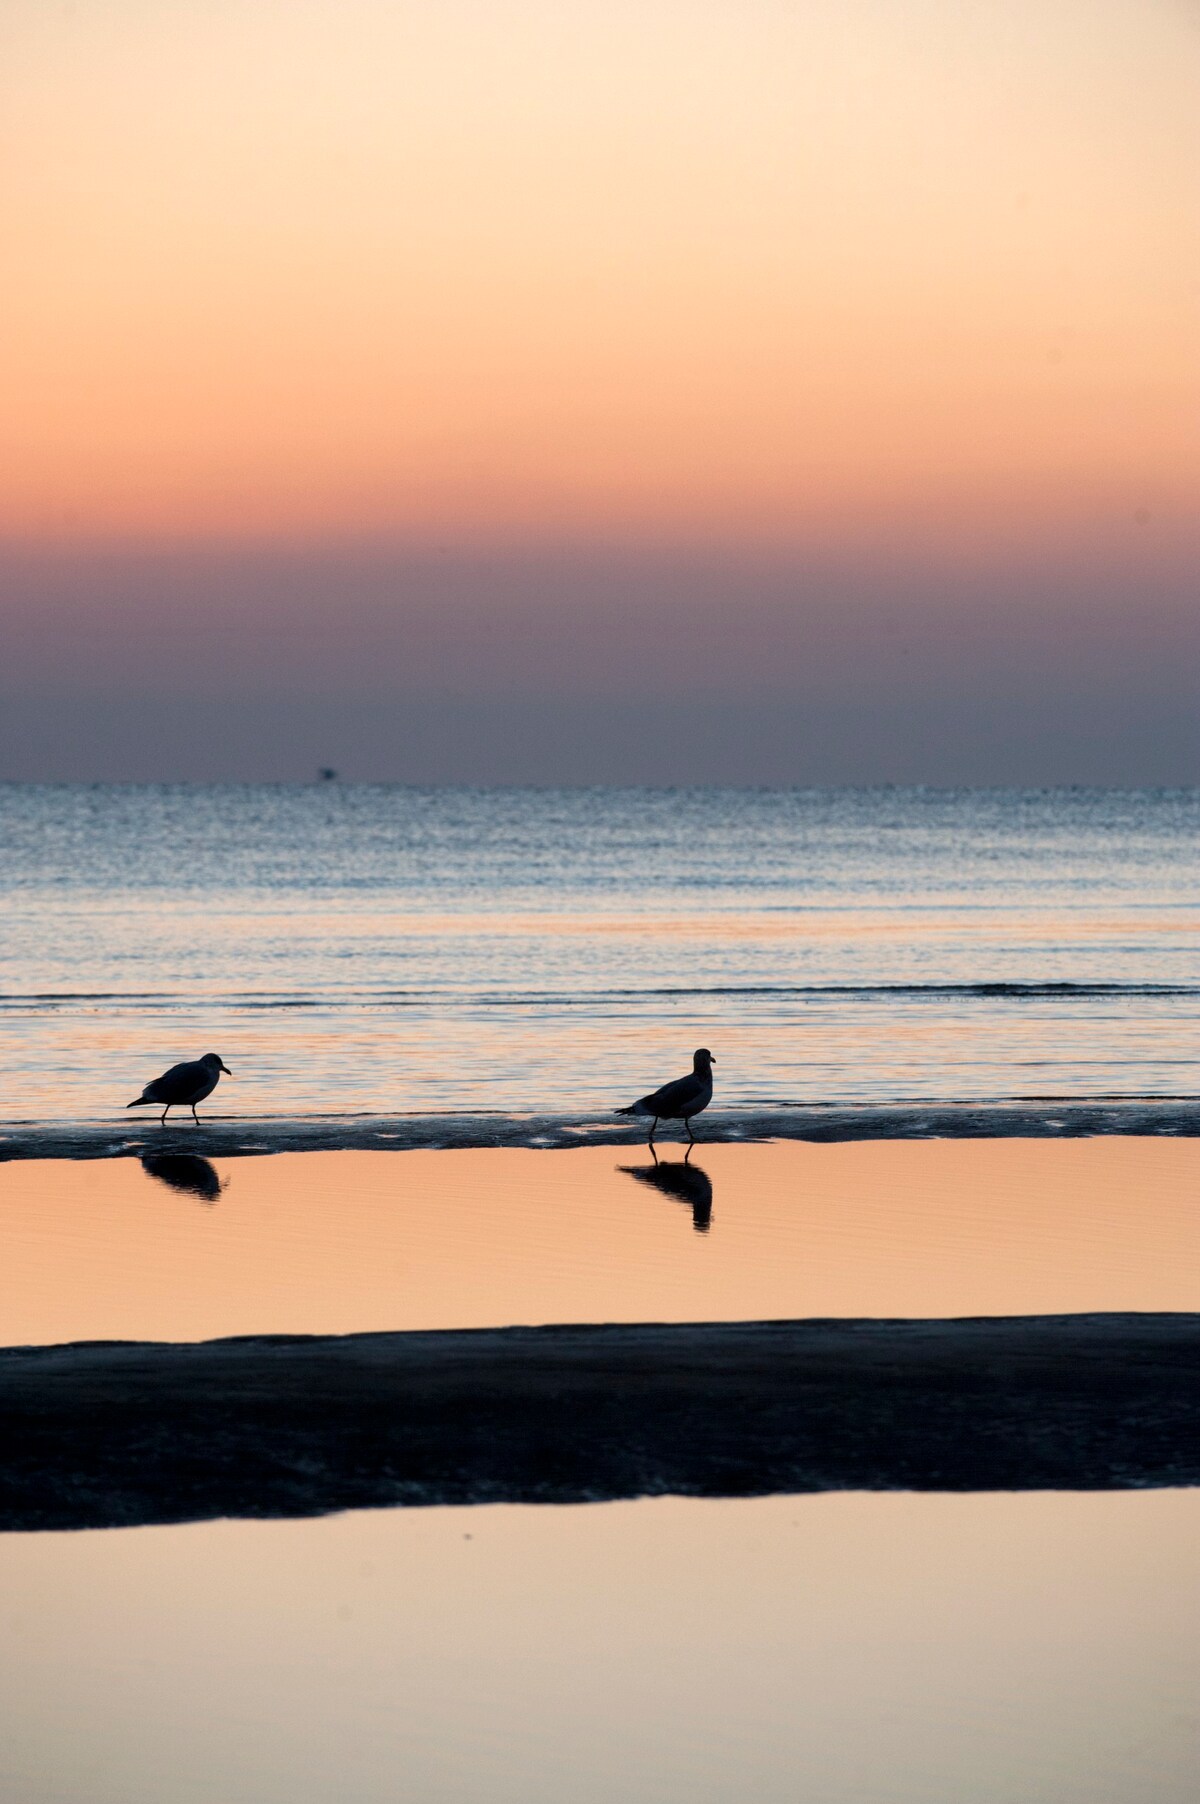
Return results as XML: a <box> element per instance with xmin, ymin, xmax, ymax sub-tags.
<box><xmin>0</xmin><ymin>1313</ymin><xmax>1197</xmax><ymax>1529</ymax></box>
<box><xmin>1</xmin><ymin>1100</ymin><xmax>1199</xmax><ymax>1161</ymax></box>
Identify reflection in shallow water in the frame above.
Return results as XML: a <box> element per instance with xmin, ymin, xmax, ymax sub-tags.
<box><xmin>2</xmin><ymin>1139</ymin><xmax>1200</xmax><ymax>1346</ymax></box>
<box><xmin>140</xmin><ymin>1152</ymin><xmax>225</xmax><ymax>1203</ymax></box>
<box><xmin>0</xmin><ymin>1491</ymin><xmax>1196</xmax><ymax>1804</ymax></box>
<box><xmin>621</xmin><ymin>1158</ymin><xmax>714</xmax><ymax>1232</ymax></box>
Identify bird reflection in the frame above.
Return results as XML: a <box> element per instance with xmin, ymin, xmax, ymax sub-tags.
<box><xmin>620</xmin><ymin>1155</ymin><xmax>713</xmax><ymax>1233</ymax></box>
<box><xmin>140</xmin><ymin>1151</ymin><xmax>225</xmax><ymax>1203</ymax></box>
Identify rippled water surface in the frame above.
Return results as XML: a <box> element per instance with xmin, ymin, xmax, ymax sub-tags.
<box><xmin>1</xmin><ymin>785</ymin><xmax>1197</xmax><ymax>1119</ymax></box>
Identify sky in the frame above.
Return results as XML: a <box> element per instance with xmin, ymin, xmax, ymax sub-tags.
<box><xmin>1</xmin><ymin>0</ymin><xmax>1197</xmax><ymax>782</ymax></box>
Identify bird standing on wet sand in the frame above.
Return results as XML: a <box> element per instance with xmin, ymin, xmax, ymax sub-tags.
<box><xmin>616</xmin><ymin>1048</ymin><xmax>714</xmax><ymax>1148</ymax></box>
<box><xmin>127</xmin><ymin>1053</ymin><xmax>232</xmax><ymax>1125</ymax></box>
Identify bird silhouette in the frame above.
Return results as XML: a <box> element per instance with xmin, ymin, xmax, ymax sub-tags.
<box><xmin>616</xmin><ymin>1048</ymin><xmax>714</xmax><ymax>1147</ymax></box>
<box><xmin>127</xmin><ymin>1053</ymin><xmax>232</xmax><ymax>1125</ymax></box>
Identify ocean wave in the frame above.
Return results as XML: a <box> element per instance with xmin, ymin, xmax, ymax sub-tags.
<box><xmin>0</xmin><ymin>980</ymin><xmax>1195</xmax><ymax>1012</ymax></box>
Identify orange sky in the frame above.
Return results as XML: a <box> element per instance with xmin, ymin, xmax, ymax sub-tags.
<box><xmin>2</xmin><ymin>0</ymin><xmax>1197</xmax><ymax>544</ymax></box>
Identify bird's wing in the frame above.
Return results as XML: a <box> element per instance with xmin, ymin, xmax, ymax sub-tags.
<box><xmin>146</xmin><ymin>1060</ymin><xmax>203</xmax><ymax>1102</ymax></box>
<box><xmin>638</xmin><ymin>1071</ymin><xmax>702</xmax><ymax>1116</ymax></box>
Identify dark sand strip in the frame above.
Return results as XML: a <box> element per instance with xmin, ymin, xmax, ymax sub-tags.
<box><xmin>1</xmin><ymin>1314</ymin><xmax>1197</xmax><ymax>1530</ymax></box>
<box><xmin>3</xmin><ymin>1099</ymin><xmax>1200</xmax><ymax>1161</ymax></box>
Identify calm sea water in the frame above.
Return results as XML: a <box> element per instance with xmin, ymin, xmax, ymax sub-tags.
<box><xmin>1</xmin><ymin>784</ymin><xmax>1197</xmax><ymax>1120</ymax></box>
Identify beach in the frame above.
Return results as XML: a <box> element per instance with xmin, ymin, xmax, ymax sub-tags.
<box><xmin>3</xmin><ymin>1133</ymin><xmax>1199</xmax><ymax>1529</ymax></box>
<box><xmin>4</xmin><ymin>1132</ymin><xmax>1198</xmax><ymax>1800</ymax></box>
<box><xmin>3</xmin><ymin>787</ymin><xmax>1199</xmax><ymax>1799</ymax></box>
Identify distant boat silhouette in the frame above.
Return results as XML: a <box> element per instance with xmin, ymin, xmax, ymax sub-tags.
<box><xmin>616</xmin><ymin>1048</ymin><xmax>714</xmax><ymax>1146</ymax></box>
<box><xmin>621</xmin><ymin>1157</ymin><xmax>713</xmax><ymax>1232</ymax></box>
<box><xmin>127</xmin><ymin>1053</ymin><xmax>232</xmax><ymax>1124</ymax></box>
<box><xmin>141</xmin><ymin>1152</ymin><xmax>224</xmax><ymax>1202</ymax></box>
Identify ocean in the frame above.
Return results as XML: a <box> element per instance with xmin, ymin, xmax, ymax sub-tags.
<box><xmin>1</xmin><ymin>784</ymin><xmax>1197</xmax><ymax>1121</ymax></box>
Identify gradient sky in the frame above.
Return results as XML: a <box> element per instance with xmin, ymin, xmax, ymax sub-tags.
<box><xmin>1</xmin><ymin>0</ymin><xmax>1197</xmax><ymax>781</ymax></box>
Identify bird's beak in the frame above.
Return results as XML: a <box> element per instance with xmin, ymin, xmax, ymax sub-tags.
<box><xmin>220</xmin><ymin>1062</ymin><xmax>233</xmax><ymax>1075</ymax></box>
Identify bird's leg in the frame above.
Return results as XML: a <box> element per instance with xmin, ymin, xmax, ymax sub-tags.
<box><xmin>191</xmin><ymin>1103</ymin><xmax>200</xmax><ymax>1125</ymax></box>
<box><xmin>685</xmin><ymin>1116</ymin><xmax>695</xmax><ymax>1148</ymax></box>
<box><xmin>160</xmin><ymin>1104</ymin><xmax>169</xmax><ymax>1126</ymax></box>
<box><xmin>647</xmin><ymin>1116</ymin><xmax>658</xmax><ymax>1148</ymax></box>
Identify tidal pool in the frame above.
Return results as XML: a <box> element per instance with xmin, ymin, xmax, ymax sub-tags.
<box><xmin>1</xmin><ymin>1490</ymin><xmax>1197</xmax><ymax>1804</ymax></box>
<box><xmin>2</xmin><ymin>1137</ymin><xmax>1199</xmax><ymax>1345</ymax></box>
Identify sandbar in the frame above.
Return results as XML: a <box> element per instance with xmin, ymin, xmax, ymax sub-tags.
<box><xmin>2</xmin><ymin>1098</ymin><xmax>1200</xmax><ymax>1161</ymax></box>
<box><xmin>1</xmin><ymin>1312</ymin><xmax>1197</xmax><ymax>1530</ymax></box>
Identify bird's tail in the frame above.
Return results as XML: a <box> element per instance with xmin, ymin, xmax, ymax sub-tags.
<box><xmin>615</xmin><ymin>1104</ymin><xmax>639</xmax><ymax>1115</ymax></box>
<box><xmin>127</xmin><ymin>1098</ymin><xmax>147</xmax><ymax>1107</ymax></box>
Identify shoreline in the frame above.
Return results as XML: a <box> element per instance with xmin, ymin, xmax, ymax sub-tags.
<box><xmin>1</xmin><ymin>1312</ymin><xmax>1197</xmax><ymax>1529</ymax></box>
<box><xmin>2</xmin><ymin>1099</ymin><xmax>1199</xmax><ymax>1161</ymax></box>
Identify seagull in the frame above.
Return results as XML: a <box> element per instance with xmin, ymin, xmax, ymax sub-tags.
<box><xmin>127</xmin><ymin>1053</ymin><xmax>232</xmax><ymax>1125</ymax></box>
<box><xmin>616</xmin><ymin>1048</ymin><xmax>714</xmax><ymax>1147</ymax></box>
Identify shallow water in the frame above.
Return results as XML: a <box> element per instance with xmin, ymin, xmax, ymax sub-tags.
<box><xmin>4</xmin><ymin>1139</ymin><xmax>1199</xmax><ymax>1346</ymax></box>
<box><xmin>7</xmin><ymin>784</ymin><xmax>1197</xmax><ymax>1796</ymax></box>
<box><xmin>2</xmin><ymin>785</ymin><xmax>1199</xmax><ymax>1120</ymax></box>
<box><xmin>1</xmin><ymin>1491</ymin><xmax>1197</xmax><ymax>1804</ymax></box>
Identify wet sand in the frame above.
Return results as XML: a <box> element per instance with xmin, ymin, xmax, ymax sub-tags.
<box><xmin>2</xmin><ymin>1097</ymin><xmax>1200</xmax><ymax>1160</ymax></box>
<box><xmin>1</xmin><ymin>1313</ymin><xmax>1198</xmax><ymax>1530</ymax></box>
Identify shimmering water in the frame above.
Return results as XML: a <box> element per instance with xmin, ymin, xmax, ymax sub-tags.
<box><xmin>1</xmin><ymin>785</ymin><xmax>1197</xmax><ymax>1120</ymax></box>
